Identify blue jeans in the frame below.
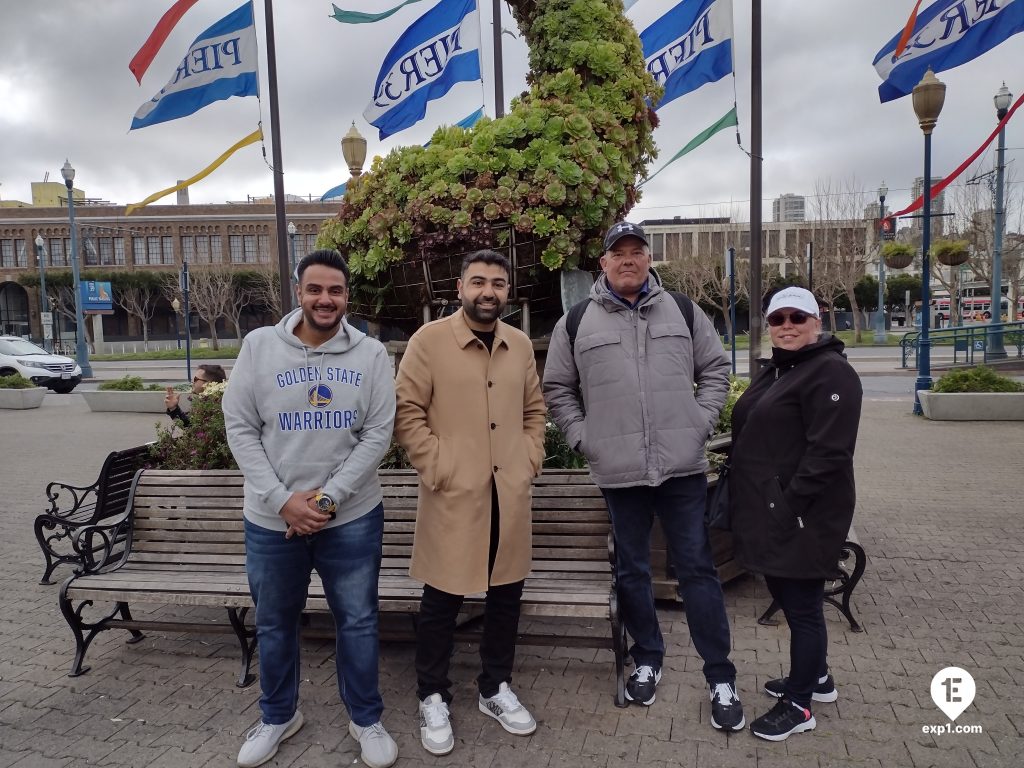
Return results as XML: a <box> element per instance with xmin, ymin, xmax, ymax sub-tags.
<box><xmin>244</xmin><ymin>503</ymin><xmax>384</xmax><ymax>726</ymax></box>
<box><xmin>602</xmin><ymin>474</ymin><xmax>736</xmax><ymax>684</ymax></box>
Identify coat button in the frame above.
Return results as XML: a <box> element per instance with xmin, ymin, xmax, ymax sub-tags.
<box><xmin>769</xmin><ymin>502</ymin><xmax>775</xmax><ymax>509</ymax></box>
<box><xmin>490</xmin><ymin>423</ymin><xmax>496</xmax><ymax>430</ymax></box>
<box><xmin>488</xmin><ymin>381</ymin><xmax>493</xmax><ymax>387</ymax></box>
<box><xmin>493</xmin><ymin>465</ymin><xmax>499</xmax><ymax>472</ymax></box>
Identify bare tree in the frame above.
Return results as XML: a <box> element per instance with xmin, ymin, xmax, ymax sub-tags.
<box><xmin>807</xmin><ymin>177</ymin><xmax>872</xmax><ymax>340</ymax></box>
<box><xmin>250</xmin><ymin>262</ymin><xmax>283</xmax><ymax>322</ymax></box>
<box><xmin>114</xmin><ymin>276</ymin><xmax>163</xmax><ymax>351</ymax></box>
<box><xmin>185</xmin><ymin>265</ymin><xmax>239</xmax><ymax>350</ymax></box>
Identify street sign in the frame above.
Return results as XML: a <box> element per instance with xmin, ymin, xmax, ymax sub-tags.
<box><xmin>880</xmin><ymin>216</ymin><xmax>897</xmax><ymax>241</ymax></box>
<box><xmin>41</xmin><ymin>312</ymin><xmax>53</xmax><ymax>340</ymax></box>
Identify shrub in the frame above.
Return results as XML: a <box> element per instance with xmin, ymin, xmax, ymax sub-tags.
<box><xmin>932</xmin><ymin>366</ymin><xmax>1023</xmax><ymax>393</ymax></box>
<box><xmin>98</xmin><ymin>375</ymin><xmax>163</xmax><ymax>392</ymax></box>
<box><xmin>715</xmin><ymin>376</ymin><xmax>750</xmax><ymax>435</ymax></box>
<box><xmin>148</xmin><ymin>382</ymin><xmax>238</xmax><ymax>469</ymax></box>
<box><xmin>0</xmin><ymin>373</ymin><xmax>35</xmax><ymax>389</ymax></box>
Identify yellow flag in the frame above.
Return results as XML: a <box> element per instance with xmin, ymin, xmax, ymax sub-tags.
<box><xmin>125</xmin><ymin>128</ymin><xmax>263</xmax><ymax>215</ymax></box>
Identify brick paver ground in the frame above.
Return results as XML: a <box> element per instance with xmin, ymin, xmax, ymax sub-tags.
<box><xmin>1</xmin><ymin>391</ymin><xmax>1022</xmax><ymax>767</ymax></box>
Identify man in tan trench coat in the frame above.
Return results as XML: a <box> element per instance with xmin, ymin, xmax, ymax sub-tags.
<box><xmin>394</xmin><ymin>249</ymin><xmax>546</xmax><ymax>757</ymax></box>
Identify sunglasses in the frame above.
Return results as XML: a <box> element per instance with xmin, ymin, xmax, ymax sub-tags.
<box><xmin>192</xmin><ymin>376</ymin><xmax>209</xmax><ymax>384</ymax></box>
<box><xmin>766</xmin><ymin>311</ymin><xmax>813</xmax><ymax>327</ymax></box>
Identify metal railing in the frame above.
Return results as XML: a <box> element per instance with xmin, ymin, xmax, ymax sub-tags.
<box><xmin>900</xmin><ymin>320</ymin><xmax>1024</xmax><ymax>368</ymax></box>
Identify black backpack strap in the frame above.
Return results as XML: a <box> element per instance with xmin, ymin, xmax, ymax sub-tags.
<box><xmin>668</xmin><ymin>291</ymin><xmax>695</xmax><ymax>333</ymax></box>
<box><xmin>565</xmin><ymin>298</ymin><xmax>592</xmax><ymax>357</ymax></box>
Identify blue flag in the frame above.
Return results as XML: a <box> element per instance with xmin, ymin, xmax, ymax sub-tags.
<box><xmin>131</xmin><ymin>2</ymin><xmax>258</xmax><ymax>130</ymax></box>
<box><xmin>874</xmin><ymin>0</ymin><xmax>1024</xmax><ymax>103</ymax></box>
<box><xmin>363</xmin><ymin>0</ymin><xmax>482</xmax><ymax>139</ymax></box>
<box><xmin>638</xmin><ymin>0</ymin><xmax>733</xmax><ymax>111</ymax></box>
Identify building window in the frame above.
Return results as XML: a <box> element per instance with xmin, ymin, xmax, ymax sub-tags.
<box><xmin>147</xmin><ymin>236</ymin><xmax>161</xmax><ymax>266</ymax></box>
<box><xmin>229</xmin><ymin>235</ymin><xmax>244</xmax><ymax>263</ymax></box>
<box><xmin>210</xmin><ymin>235</ymin><xmax>222</xmax><ymax>263</ymax></box>
<box><xmin>114</xmin><ymin>237</ymin><xmax>125</xmax><ymax>265</ymax></box>
<box><xmin>132</xmin><ymin>236</ymin><xmax>145</xmax><ymax>266</ymax></box>
<box><xmin>650</xmin><ymin>232</ymin><xmax>665</xmax><ymax>262</ymax></box>
<box><xmin>49</xmin><ymin>238</ymin><xmax>67</xmax><ymax>267</ymax></box>
<box><xmin>162</xmin><ymin>236</ymin><xmax>174</xmax><ymax>265</ymax></box>
<box><xmin>0</xmin><ymin>240</ymin><xmax>13</xmax><ymax>268</ymax></box>
<box><xmin>257</xmin><ymin>234</ymin><xmax>270</xmax><ymax>263</ymax></box>
<box><xmin>182</xmin><ymin>236</ymin><xmax>195</xmax><ymax>263</ymax></box>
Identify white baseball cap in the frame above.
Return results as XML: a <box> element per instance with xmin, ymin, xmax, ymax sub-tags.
<box><xmin>765</xmin><ymin>287</ymin><xmax>820</xmax><ymax>318</ymax></box>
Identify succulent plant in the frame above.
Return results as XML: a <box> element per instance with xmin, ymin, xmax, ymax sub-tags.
<box><xmin>316</xmin><ymin>0</ymin><xmax>660</xmax><ymax>312</ymax></box>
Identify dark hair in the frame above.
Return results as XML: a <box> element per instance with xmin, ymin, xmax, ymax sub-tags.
<box><xmin>460</xmin><ymin>249</ymin><xmax>510</xmax><ymax>278</ymax></box>
<box><xmin>197</xmin><ymin>364</ymin><xmax>227</xmax><ymax>383</ymax></box>
<box><xmin>297</xmin><ymin>249</ymin><xmax>351</xmax><ymax>286</ymax></box>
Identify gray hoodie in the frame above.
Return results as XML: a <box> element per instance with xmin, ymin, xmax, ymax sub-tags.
<box><xmin>223</xmin><ymin>309</ymin><xmax>396</xmax><ymax>531</ymax></box>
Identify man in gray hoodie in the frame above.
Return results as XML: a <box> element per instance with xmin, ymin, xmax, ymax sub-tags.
<box><xmin>223</xmin><ymin>250</ymin><xmax>397</xmax><ymax>768</ymax></box>
<box><xmin>543</xmin><ymin>222</ymin><xmax>744</xmax><ymax>733</ymax></box>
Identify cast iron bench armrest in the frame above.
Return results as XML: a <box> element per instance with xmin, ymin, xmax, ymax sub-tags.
<box><xmin>69</xmin><ymin>512</ymin><xmax>134</xmax><ymax>575</ymax></box>
<box><xmin>43</xmin><ymin>480</ymin><xmax>99</xmax><ymax>520</ymax></box>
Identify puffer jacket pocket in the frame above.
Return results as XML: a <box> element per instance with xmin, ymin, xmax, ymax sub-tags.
<box><xmin>577</xmin><ymin>331</ymin><xmax>623</xmax><ymax>389</ymax></box>
<box><xmin>647</xmin><ymin>322</ymin><xmax>692</xmax><ymax>377</ymax></box>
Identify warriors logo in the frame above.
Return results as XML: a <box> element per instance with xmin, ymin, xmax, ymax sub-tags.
<box><xmin>308</xmin><ymin>384</ymin><xmax>333</xmax><ymax>408</ymax></box>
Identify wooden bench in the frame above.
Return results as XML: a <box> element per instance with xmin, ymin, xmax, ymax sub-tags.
<box><xmin>58</xmin><ymin>468</ymin><xmax>631</xmax><ymax>705</ymax></box>
<box><xmin>34</xmin><ymin>444</ymin><xmax>151</xmax><ymax>584</ymax></box>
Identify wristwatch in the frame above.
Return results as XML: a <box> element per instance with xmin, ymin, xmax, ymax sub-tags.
<box><xmin>314</xmin><ymin>492</ymin><xmax>337</xmax><ymax>520</ymax></box>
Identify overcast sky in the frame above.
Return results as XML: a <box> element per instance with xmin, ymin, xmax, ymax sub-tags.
<box><xmin>1</xmin><ymin>0</ymin><xmax>1022</xmax><ymax>222</ymax></box>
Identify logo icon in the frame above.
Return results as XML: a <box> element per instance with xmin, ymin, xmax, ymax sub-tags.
<box><xmin>308</xmin><ymin>384</ymin><xmax>333</xmax><ymax>408</ymax></box>
<box><xmin>930</xmin><ymin>667</ymin><xmax>975</xmax><ymax>722</ymax></box>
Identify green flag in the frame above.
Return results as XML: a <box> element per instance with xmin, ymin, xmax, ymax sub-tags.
<box><xmin>330</xmin><ymin>0</ymin><xmax>424</xmax><ymax>24</ymax></box>
<box><xmin>642</xmin><ymin>106</ymin><xmax>738</xmax><ymax>186</ymax></box>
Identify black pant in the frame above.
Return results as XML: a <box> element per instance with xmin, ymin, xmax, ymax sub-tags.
<box><xmin>415</xmin><ymin>481</ymin><xmax>525</xmax><ymax>702</ymax></box>
<box><xmin>764</xmin><ymin>575</ymin><xmax>828</xmax><ymax>709</ymax></box>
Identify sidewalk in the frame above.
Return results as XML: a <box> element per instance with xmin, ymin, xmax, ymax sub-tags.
<box><xmin>1</xmin><ymin>394</ymin><xmax>1022</xmax><ymax>767</ymax></box>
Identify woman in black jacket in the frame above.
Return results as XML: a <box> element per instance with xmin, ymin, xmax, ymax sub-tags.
<box><xmin>729</xmin><ymin>287</ymin><xmax>862</xmax><ymax>742</ymax></box>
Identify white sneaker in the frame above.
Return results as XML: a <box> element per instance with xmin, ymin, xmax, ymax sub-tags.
<box><xmin>418</xmin><ymin>693</ymin><xmax>455</xmax><ymax>755</ymax></box>
<box><xmin>349</xmin><ymin>720</ymin><xmax>398</xmax><ymax>768</ymax></box>
<box><xmin>478</xmin><ymin>682</ymin><xmax>537</xmax><ymax>735</ymax></box>
<box><xmin>237</xmin><ymin>710</ymin><xmax>303</xmax><ymax>768</ymax></box>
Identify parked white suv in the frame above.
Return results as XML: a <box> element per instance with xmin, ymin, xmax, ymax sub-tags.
<box><xmin>0</xmin><ymin>336</ymin><xmax>83</xmax><ymax>393</ymax></box>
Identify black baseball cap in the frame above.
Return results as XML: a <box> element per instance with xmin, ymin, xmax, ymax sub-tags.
<box><xmin>603</xmin><ymin>221</ymin><xmax>649</xmax><ymax>251</ymax></box>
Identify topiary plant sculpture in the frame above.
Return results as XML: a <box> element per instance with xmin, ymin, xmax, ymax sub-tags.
<box><xmin>317</xmin><ymin>0</ymin><xmax>661</xmax><ymax>321</ymax></box>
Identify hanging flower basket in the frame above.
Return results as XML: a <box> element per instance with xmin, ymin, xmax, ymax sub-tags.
<box><xmin>882</xmin><ymin>243</ymin><xmax>914</xmax><ymax>270</ymax></box>
<box><xmin>932</xmin><ymin>240</ymin><xmax>970</xmax><ymax>267</ymax></box>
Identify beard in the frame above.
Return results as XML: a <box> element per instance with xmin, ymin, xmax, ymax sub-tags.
<box><xmin>302</xmin><ymin>304</ymin><xmax>344</xmax><ymax>333</ymax></box>
<box><xmin>462</xmin><ymin>296</ymin><xmax>505</xmax><ymax>325</ymax></box>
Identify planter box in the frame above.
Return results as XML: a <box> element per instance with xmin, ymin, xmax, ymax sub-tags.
<box><xmin>918</xmin><ymin>390</ymin><xmax>1024</xmax><ymax>421</ymax></box>
<box><xmin>81</xmin><ymin>390</ymin><xmax>168</xmax><ymax>413</ymax></box>
<box><xmin>0</xmin><ymin>387</ymin><xmax>47</xmax><ymax>410</ymax></box>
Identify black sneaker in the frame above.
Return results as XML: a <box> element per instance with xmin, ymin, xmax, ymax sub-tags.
<box><xmin>764</xmin><ymin>674</ymin><xmax>837</xmax><ymax>703</ymax></box>
<box><xmin>750</xmin><ymin>697</ymin><xmax>816</xmax><ymax>741</ymax></box>
<box><xmin>710</xmin><ymin>682</ymin><xmax>745</xmax><ymax>731</ymax></box>
<box><xmin>625</xmin><ymin>665</ymin><xmax>662</xmax><ymax>706</ymax></box>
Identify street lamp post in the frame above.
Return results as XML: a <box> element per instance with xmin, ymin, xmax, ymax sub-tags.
<box><xmin>60</xmin><ymin>160</ymin><xmax>93</xmax><ymax>378</ymax></box>
<box><xmin>180</xmin><ymin>261</ymin><xmax>192</xmax><ymax>382</ymax></box>
<box><xmin>34</xmin><ymin>235</ymin><xmax>51</xmax><ymax>352</ymax></box>
<box><xmin>874</xmin><ymin>183</ymin><xmax>888</xmax><ymax>343</ymax></box>
<box><xmin>988</xmin><ymin>82</ymin><xmax>1012</xmax><ymax>358</ymax></box>
<box><xmin>171</xmin><ymin>297</ymin><xmax>182</xmax><ymax>350</ymax></box>
<box><xmin>912</xmin><ymin>69</ymin><xmax>946</xmax><ymax>415</ymax></box>
<box><xmin>287</xmin><ymin>221</ymin><xmax>298</xmax><ymax>303</ymax></box>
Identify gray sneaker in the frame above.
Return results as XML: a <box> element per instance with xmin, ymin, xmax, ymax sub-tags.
<box><xmin>349</xmin><ymin>721</ymin><xmax>398</xmax><ymax>768</ymax></box>
<box><xmin>419</xmin><ymin>693</ymin><xmax>455</xmax><ymax>755</ymax></box>
<box><xmin>478</xmin><ymin>682</ymin><xmax>537</xmax><ymax>735</ymax></box>
<box><xmin>237</xmin><ymin>710</ymin><xmax>303</xmax><ymax>768</ymax></box>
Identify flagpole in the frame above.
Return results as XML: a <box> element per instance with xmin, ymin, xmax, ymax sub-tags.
<box><xmin>264</xmin><ymin>0</ymin><xmax>292</xmax><ymax>315</ymax></box>
<box><xmin>748</xmin><ymin>0</ymin><xmax>763</xmax><ymax>372</ymax></box>
<box><xmin>491</xmin><ymin>0</ymin><xmax>504</xmax><ymax>117</ymax></box>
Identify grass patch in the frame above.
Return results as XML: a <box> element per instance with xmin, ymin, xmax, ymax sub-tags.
<box><xmin>91</xmin><ymin>347</ymin><xmax>240</xmax><ymax>362</ymax></box>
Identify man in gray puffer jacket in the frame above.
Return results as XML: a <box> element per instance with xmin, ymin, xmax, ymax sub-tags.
<box><xmin>543</xmin><ymin>221</ymin><xmax>744</xmax><ymax>732</ymax></box>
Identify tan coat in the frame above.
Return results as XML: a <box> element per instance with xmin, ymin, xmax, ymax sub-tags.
<box><xmin>394</xmin><ymin>309</ymin><xmax>546</xmax><ymax>595</ymax></box>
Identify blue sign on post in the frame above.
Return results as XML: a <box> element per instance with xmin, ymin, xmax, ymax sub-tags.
<box><xmin>80</xmin><ymin>281</ymin><xmax>114</xmax><ymax>314</ymax></box>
